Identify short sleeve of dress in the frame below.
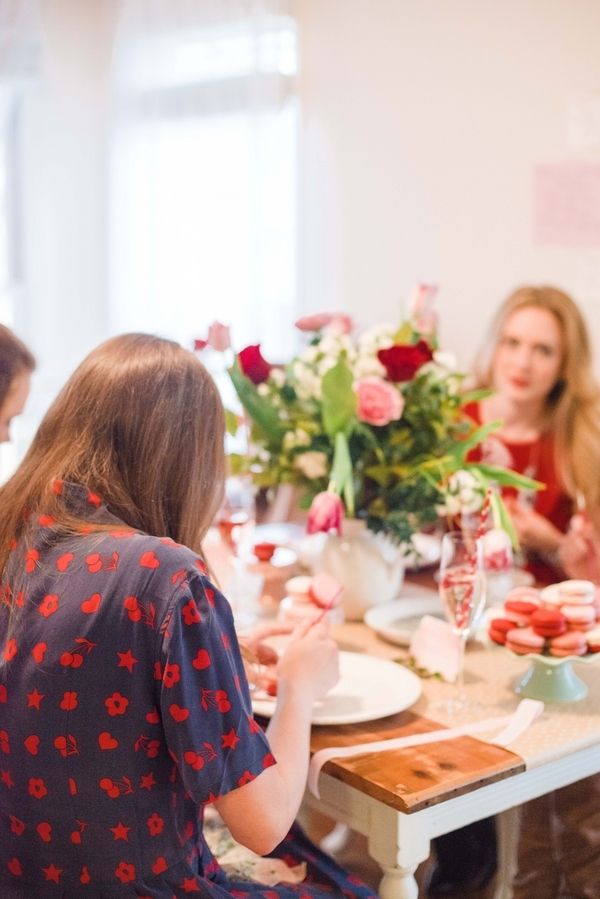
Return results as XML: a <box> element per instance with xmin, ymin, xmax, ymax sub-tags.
<box><xmin>157</xmin><ymin>571</ymin><xmax>275</xmax><ymax>805</ymax></box>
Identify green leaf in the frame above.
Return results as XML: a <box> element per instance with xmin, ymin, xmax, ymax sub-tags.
<box><xmin>393</xmin><ymin>322</ymin><xmax>414</xmax><ymax>344</ymax></box>
<box><xmin>489</xmin><ymin>490</ymin><xmax>520</xmax><ymax>550</ymax></box>
<box><xmin>453</xmin><ymin>420</ymin><xmax>503</xmax><ymax>460</ymax></box>
<box><xmin>224</xmin><ymin>408</ymin><xmax>239</xmax><ymax>437</ymax></box>
<box><xmin>228</xmin><ymin>359</ymin><xmax>284</xmax><ymax>446</ymax></box>
<box><xmin>459</xmin><ymin>387</ymin><xmax>495</xmax><ymax>406</ymax></box>
<box><xmin>330</xmin><ymin>431</ymin><xmax>355</xmax><ymax>516</ymax></box>
<box><xmin>467</xmin><ymin>462</ymin><xmax>544</xmax><ymax>492</ymax></box>
<box><xmin>321</xmin><ymin>360</ymin><xmax>356</xmax><ymax>437</ymax></box>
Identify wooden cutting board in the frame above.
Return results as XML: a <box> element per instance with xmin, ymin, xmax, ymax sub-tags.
<box><xmin>310</xmin><ymin>708</ymin><xmax>525</xmax><ymax>813</ymax></box>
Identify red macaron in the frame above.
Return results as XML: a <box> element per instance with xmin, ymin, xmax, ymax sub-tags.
<box><xmin>530</xmin><ymin>608</ymin><xmax>567</xmax><ymax>638</ymax></box>
<box><xmin>488</xmin><ymin>617</ymin><xmax>515</xmax><ymax>645</ymax></box>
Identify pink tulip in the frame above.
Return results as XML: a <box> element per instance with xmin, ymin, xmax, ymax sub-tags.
<box><xmin>207</xmin><ymin>321</ymin><xmax>231</xmax><ymax>351</ymax></box>
<box><xmin>355</xmin><ymin>377</ymin><xmax>404</xmax><ymax>426</ymax></box>
<box><xmin>307</xmin><ymin>491</ymin><xmax>345</xmax><ymax>535</ymax></box>
<box><xmin>409</xmin><ymin>284</ymin><xmax>438</xmax><ymax>336</ymax></box>
<box><xmin>295</xmin><ymin>313</ymin><xmax>354</xmax><ymax>335</ymax></box>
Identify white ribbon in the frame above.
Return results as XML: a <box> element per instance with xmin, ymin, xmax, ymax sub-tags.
<box><xmin>308</xmin><ymin>698</ymin><xmax>544</xmax><ymax>798</ymax></box>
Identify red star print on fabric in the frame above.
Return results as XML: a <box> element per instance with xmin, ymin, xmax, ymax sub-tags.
<box><xmin>117</xmin><ymin>650</ymin><xmax>138</xmax><ymax>673</ymax></box>
<box><xmin>181</xmin><ymin>877</ymin><xmax>201</xmax><ymax>893</ymax></box>
<box><xmin>110</xmin><ymin>822</ymin><xmax>131</xmax><ymax>841</ymax></box>
<box><xmin>221</xmin><ymin>729</ymin><xmax>240</xmax><ymax>750</ymax></box>
<box><xmin>27</xmin><ymin>688</ymin><xmax>44</xmax><ymax>709</ymax></box>
<box><xmin>139</xmin><ymin>772</ymin><xmax>156</xmax><ymax>790</ymax></box>
<box><xmin>42</xmin><ymin>864</ymin><xmax>63</xmax><ymax>884</ymax></box>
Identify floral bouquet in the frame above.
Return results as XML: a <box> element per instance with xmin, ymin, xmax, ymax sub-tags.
<box><xmin>196</xmin><ymin>287</ymin><xmax>538</xmax><ymax>548</ymax></box>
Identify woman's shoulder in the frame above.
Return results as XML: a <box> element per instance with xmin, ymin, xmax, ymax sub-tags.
<box><xmin>89</xmin><ymin>529</ymin><xmax>210</xmax><ymax>588</ymax></box>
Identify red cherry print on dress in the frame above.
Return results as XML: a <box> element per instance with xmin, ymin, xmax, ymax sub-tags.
<box><xmin>60</xmin><ymin>691</ymin><xmax>78</xmax><ymax>711</ymax></box>
<box><xmin>139</xmin><ymin>551</ymin><xmax>160</xmax><ymax>569</ymax></box>
<box><xmin>215</xmin><ymin>690</ymin><xmax>232</xmax><ymax>712</ymax></box>
<box><xmin>86</xmin><ymin>553</ymin><xmax>103</xmax><ymax>574</ymax></box>
<box><xmin>98</xmin><ymin>732</ymin><xmax>119</xmax><ymax>750</ymax></box>
<box><xmin>54</xmin><ymin>734</ymin><xmax>78</xmax><ymax>757</ymax></box>
<box><xmin>192</xmin><ymin>648</ymin><xmax>211</xmax><ymax>670</ymax></box>
<box><xmin>68</xmin><ymin>777</ymin><xmax>78</xmax><ymax>795</ymax></box>
<box><xmin>7</xmin><ymin>858</ymin><xmax>22</xmax><ymax>876</ymax></box>
<box><xmin>168</xmin><ymin>704</ymin><xmax>189</xmax><ymax>723</ymax></box>
<box><xmin>9</xmin><ymin>815</ymin><xmax>25</xmax><ymax>836</ymax></box>
<box><xmin>31</xmin><ymin>642</ymin><xmax>47</xmax><ymax>663</ymax></box>
<box><xmin>55</xmin><ymin>552</ymin><xmax>74</xmax><ymax>572</ymax></box>
<box><xmin>24</xmin><ymin>735</ymin><xmax>40</xmax><ymax>755</ymax></box>
<box><xmin>71</xmin><ymin>830</ymin><xmax>82</xmax><ymax>844</ymax></box>
<box><xmin>183</xmin><ymin>751</ymin><xmax>205</xmax><ymax>771</ymax></box>
<box><xmin>80</xmin><ymin>593</ymin><xmax>101</xmax><ymax>614</ymax></box>
<box><xmin>24</xmin><ymin>549</ymin><xmax>39</xmax><ymax>573</ymax></box>
<box><xmin>80</xmin><ymin>866</ymin><xmax>91</xmax><ymax>884</ymax></box>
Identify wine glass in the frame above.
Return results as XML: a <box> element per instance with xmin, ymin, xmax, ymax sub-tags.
<box><xmin>215</xmin><ymin>476</ymin><xmax>260</xmax><ymax>628</ymax></box>
<box><xmin>438</xmin><ymin>531</ymin><xmax>486</xmax><ymax>711</ymax></box>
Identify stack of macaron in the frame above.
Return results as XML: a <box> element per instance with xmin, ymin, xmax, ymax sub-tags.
<box><xmin>488</xmin><ymin>580</ymin><xmax>600</xmax><ymax>657</ymax></box>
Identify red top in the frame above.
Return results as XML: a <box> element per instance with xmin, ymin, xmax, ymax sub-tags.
<box><xmin>464</xmin><ymin>401</ymin><xmax>573</xmax><ymax>584</ymax></box>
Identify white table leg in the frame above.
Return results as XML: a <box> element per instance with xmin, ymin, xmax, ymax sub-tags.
<box><xmin>366</xmin><ymin>803</ymin><xmax>430</xmax><ymax>899</ymax></box>
<box><xmin>494</xmin><ymin>806</ymin><xmax>520</xmax><ymax>899</ymax></box>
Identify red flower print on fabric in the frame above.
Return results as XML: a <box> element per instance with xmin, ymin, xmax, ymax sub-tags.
<box><xmin>28</xmin><ymin>777</ymin><xmax>48</xmax><ymax>799</ymax></box>
<box><xmin>182</xmin><ymin>598</ymin><xmax>201</xmax><ymax>625</ymax></box>
<box><xmin>105</xmin><ymin>692</ymin><xmax>129</xmax><ymax>716</ymax></box>
<box><xmin>115</xmin><ymin>861</ymin><xmax>136</xmax><ymax>884</ymax></box>
<box><xmin>162</xmin><ymin>663</ymin><xmax>180</xmax><ymax>688</ymax></box>
<box><xmin>38</xmin><ymin>594</ymin><xmax>59</xmax><ymax>618</ymax></box>
<box><xmin>60</xmin><ymin>691</ymin><xmax>78</xmax><ymax>711</ymax></box>
<box><xmin>146</xmin><ymin>812</ymin><xmax>165</xmax><ymax>836</ymax></box>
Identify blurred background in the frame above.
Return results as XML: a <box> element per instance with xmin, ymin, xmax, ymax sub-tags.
<box><xmin>2</xmin><ymin>0</ymin><xmax>600</xmax><ymax>476</ymax></box>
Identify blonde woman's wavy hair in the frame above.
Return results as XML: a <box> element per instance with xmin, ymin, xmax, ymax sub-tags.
<box><xmin>473</xmin><ymin>285</ymin><xmax>600</xmax><ymax>511</ymax></box>
<box><xmin>0</xmin><ymin>334</ymin><xmax>226</xmax><ymax>594</ymax></box>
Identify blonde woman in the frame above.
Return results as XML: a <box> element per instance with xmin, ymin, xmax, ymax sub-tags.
<box><xmin>429</xmin><ymin>286</ymin><xmax>600</xmax><ymax>899</ymax></box>
<box><xmin>0</xmin><ymin>334</ymin><xmax>376</xmax><ymax>898</ymax></box>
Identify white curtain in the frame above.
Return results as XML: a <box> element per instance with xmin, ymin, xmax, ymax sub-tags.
<box><xmin>109</xmin><ymin>0</ymin><xmax>298</xmax><ymax>361</ymax></box>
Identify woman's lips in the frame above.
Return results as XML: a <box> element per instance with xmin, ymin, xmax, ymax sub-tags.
<box><xmin>509</xmin><ymin>377</ymin><xmax>529</xmax><ymax>388</ymax></box>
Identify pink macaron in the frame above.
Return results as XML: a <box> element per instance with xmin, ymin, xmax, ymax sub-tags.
<box><xmin>548</xmin><ymin>630</ymin><xmax>588</xmax><ymax>657</ymax></box>
<box><xmin>505</xmin><ymin>626</ymin><xmax>545</xmax><ymax>656</ymax></box>
<box><xmin>561</xmin><ymin>604</ymin><xmax>596</xmax><ymax>630</ymax></box>
<box><xmin>505</xmin><ymin>586</ymin><xmax>542</xmax><ymax>605</ymax></box>
<box><xmin>557</xmin><ymin>579</ymin><xmax>595</xmax><ymax>606</ymax></box>
<box><xmin>586</xmin><ymin>626</ymin><xmax>600</xmax><ymax>653</ymax></box>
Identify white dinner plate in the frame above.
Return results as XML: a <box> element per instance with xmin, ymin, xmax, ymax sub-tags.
<box><xmin>251</xmin><ymin>651</ymin><xmax>422</xmax><ymax>725</ymax></box>
<box><xmin>364</xmin><ymin>595</ymin><xmax>444</xmax><ymax>646</ymax></box>
<box><xmin>403</xmin><ymin>533</ymin><xmax>441</xmax><ymax>571</ymax></box>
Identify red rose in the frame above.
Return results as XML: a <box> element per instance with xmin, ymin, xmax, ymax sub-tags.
<box><xmin>238</xmin><ymin>344</ymin><xmax>272</xmax><ymax>385</ymax></box>
<box><xmin>377</xmin><ymin>340</ymin><xmax>433</xmax><ymax>382</ymax></box>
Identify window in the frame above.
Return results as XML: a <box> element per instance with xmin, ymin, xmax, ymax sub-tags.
<box><xmin>109</xmin><ymin>9</ymin><xmax>298</xmax><ymax>362</ymax></box>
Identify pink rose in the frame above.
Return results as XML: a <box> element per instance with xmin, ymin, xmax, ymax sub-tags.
<box><xmin>307</xmin><ymin>491</ymin><xmax>344</xmax><ymax>535</ymax></box>
<box><xmin>207</xmin><ymin>321</ymin><xmax>231</xmax><ymax>351</ymax></box>
<box><xmin>355</xmin><ymin>377</ymin><xmax>404</xmax><ymax>426</ymax></box>
<box><xmin>238</xmin><ymin>344</ymin><xmax>272</xmax><ymax>385</ymax></box>
<box><xmin>295</xmin><ymin>313</ymin><xmax>353</xmax><ymax>334</ymax></box>
<box><xmin>409</xmin><ymin>284</ymin><xmax>438</xmax><ymax>336</ymax></box>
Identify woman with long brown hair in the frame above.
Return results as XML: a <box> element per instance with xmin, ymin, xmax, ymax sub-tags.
<box><xmin>0</xmin><ymin>333</ymin><xmax>376</xmax><ymax>898</ymax></box>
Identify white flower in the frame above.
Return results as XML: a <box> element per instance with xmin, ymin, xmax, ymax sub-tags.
<box><xmin>269</xmin><ymin>368</ymin><xmax>286</xmax><ymax>387</ymax></box>
<box><xmin>283</xmin><ymin>428</ymin><xmax>312</xmax><ymax>450</ymax></box>
<box><xmin>440</xmin><ymin>469</ymin><xmax>486</xmax><ymax>516</ymax></box>
<box><xmin>294</xmin><ymin>450</ymin><xmax>329</xmax><ymax>479</ymax></box>
<box><xmin>353</xmin><ymin>354</ymin><xmax>387</xmax><ymax>379</ymax></box>
<box><xmin>433</xmin><ymin>350</ymin><xmax>457</xmax><ymax>370</ymax></box>
<box><xmin>257</xmin><ymin>383</ymin><xmax>269</xmax><ymax>396</ymax></box>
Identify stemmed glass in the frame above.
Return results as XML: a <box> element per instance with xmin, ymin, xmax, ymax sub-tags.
<box><xmin>216</xmin><ymin>476</ymin><xmax>260</xmax><ymax>628</ymax></box>
<box><xmin>438</xmin><ymin>531</ymin><xmax>486</xmax><ymax>711</ymax></box>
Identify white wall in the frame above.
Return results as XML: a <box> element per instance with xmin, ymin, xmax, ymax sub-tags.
<box><xmin>297</xmin><ymin>0</ymin><xmax>600</xmax><ymax>370</ymax></box>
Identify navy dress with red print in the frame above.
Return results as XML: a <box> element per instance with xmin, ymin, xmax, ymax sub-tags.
<box><xmin>0</xmin><ymin>485</ymin><xmax>376</xmax><ymax>898</ymax></box>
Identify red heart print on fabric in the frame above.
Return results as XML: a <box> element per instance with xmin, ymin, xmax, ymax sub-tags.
<box><xmin>36</xmin><ymin>822</ymin><xmax>52</xmax><ymax>842</ymax></box>
<box><xmin>80</xmin><ymin>593</ymin><xmax>101</xmax><ymax>614</ymax></box>
<box><xmin>192</xmin><ymin>649</ymin><xmax>211</xmax><ymax>670</ymax></box>
<box><xmin>32</xmin><ymin>643</ymin><xmax>47</xmax><ymax>663</ymax></box>
<box><xmin>24</xmin><ymin>735</ymin><xmax>40</xmax><ymax>755</ymax></box>
<box><xmin>85</xmin><ymin>553</ymin><xmax>103</xmax><ymax>573</ymax></box>
<box><xmin>169</xmin><ymin>704</ymin><xmax>189</xmax><ymax>723</ymax></box>
<box><xmin>145</xmin><ymin>708</ymin><xmax>160</xmax><ymax>724</ymax></box>
<box><xmin>98</xmin><ymin>732</ymin><xmax>119</xmax><ymax>750</ymax></box>
<box><xmin>7</xmin><ymin>858</ymin><xmax>22</xmax><ymax>876</ymax></box>
<box><xmin>55</xmin><ymin>552</ymin><xmax>74</xmax><ymax>572</ymax></box>
<box><xmin>139</xmin><ymin>551</ymin><xmax>160</xmax><ymax>569</ymax></box>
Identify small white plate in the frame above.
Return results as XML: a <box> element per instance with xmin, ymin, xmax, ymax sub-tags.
<box><xmin>251</xmin><ymin>651</ymin><xmax>422</xmax><ymax>725</ymax></box>
<box><xmin>403</xmin><ymin>533</ymin><xmax>441</xmax><ymax>571</ymax></box>
<box><xmin>364</xmin><ymin>595</ymin><xmax>444</xmax><ymax>646</ymax></box>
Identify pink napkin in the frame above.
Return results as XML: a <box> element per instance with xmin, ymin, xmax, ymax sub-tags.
<box><xmin>409</xmin><ymin>614</ymin><xmax>461</xmax><ymax>682</ymax></box>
